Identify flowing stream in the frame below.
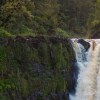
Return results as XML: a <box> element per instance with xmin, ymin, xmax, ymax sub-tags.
<box><xmin>70</xmin><ymin>39</ymin><xmax>100</xmax><ymax>100</ymax></box>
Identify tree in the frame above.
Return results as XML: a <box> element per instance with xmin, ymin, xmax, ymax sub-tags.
<box><xmin>59</xmin><ymin>0</ymin><xmax>95</xmax><ymax>34</ymax></box>
<box><xmin>33</xmin><ymin>0</ymin><xmax>60</xmax><ymax>34</ymax></box>
<box><xmin>0</xmin><ymin>0</ymin><xmax>35</xmax><ymax>34</ymax></box>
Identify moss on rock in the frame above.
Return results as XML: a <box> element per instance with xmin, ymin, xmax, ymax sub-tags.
<box><xmin>0</xmin><ymin>36</ymin><xmax>76</xmax><ymax>100</ymax></box>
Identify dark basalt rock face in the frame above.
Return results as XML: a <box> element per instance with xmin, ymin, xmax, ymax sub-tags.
<box><xmin>78</xmin><ymin>39</ymin><xmax>90</xmax><ymax>51</ymax></box>
<box><xmin>27</xmin><ymin>91</ymin><xmax>70</xmax><ymax>100</ymax></box>
<box><xmin>0</xmin><ymin>36</ymin><xmax>77</xmax><ymax>100</ymax></box>
<box><xmin>66</xmin><ymin>62</ymin><xmax>79</xmax><ymax>94</ymax></box>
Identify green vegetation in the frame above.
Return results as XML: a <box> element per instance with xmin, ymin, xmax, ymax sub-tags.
<box><xmin>0</xmin><ymin>0</ymin><xmax>100</xmax><ymax>99</ymax></box>
<box><xmin>0</xmin><ymin>37</ymin><xmax>75</xmax><ymax>99</ymax></box>
<box><xmin>0</xmin><ymin>0</ymin><xmax>100</xmax><ymax>38</ymax></box>
<box><xmin>0</xmin><ymin>27</ymin><xmax>13</xmax><ymax>37</ymax></box>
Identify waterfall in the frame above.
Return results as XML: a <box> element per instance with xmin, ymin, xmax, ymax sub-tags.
<box><xmin>70</xmin><ymin>39</ymin><xmax>100</xmax><ymax>100</ymax></box>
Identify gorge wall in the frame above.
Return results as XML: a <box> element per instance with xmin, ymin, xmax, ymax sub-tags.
<box><xmin>0</xmin><ymin>36</ymin><xmax>77</xmax><ymax>100</ymax></box>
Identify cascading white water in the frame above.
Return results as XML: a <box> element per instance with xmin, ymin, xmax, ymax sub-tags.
<box><xmin>70</xmin><ymin>39</ymin><xmax>100</xmax><ymax>100</ymax></box>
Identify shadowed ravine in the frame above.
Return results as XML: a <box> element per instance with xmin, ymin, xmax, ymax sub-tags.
<box><xmin>70</xmin><ymin>39</ymin><xmax>100</xmax><ymax>100</ymax></box>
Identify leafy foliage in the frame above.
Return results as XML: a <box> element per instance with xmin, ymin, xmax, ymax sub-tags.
<box><xmin>0</xmin><ymin>0</ymin><xmax>100</xmax><ymax>37</ymax></box>
<box><xmin>0</xmin><ymin>0</ymin><xmax>100</xmax><ymax>99</ymax></box>
<box><xmin>0</xmin><ymin>37</ymin><xmax>75</xmax><ymax>99</ymax></box>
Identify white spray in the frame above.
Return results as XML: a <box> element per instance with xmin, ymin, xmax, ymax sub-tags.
<box><xmin>70</xmin><ymin>39</ymin><xmax>100</xmax><ymax>100</ymax></box>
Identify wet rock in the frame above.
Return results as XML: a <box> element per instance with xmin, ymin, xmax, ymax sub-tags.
<box><xmin>64</xmin><ymin>91</ymin><xmax>70</xmax><ymax>100</ymax></box>
<box><xmin>78</xmin><ymin>39</ymin><xmax>90</xmax><ymax>51</ymax></box>
<box><xmin>34</xmin><ymin>91</ymin><xmax>44</xmax><ymax>97</ymax></box>
<box><xmin>0</xmin><ymin>37</ymin><xmax>8</xmax><ymax>46</ymax></box>
<box><xmin>15</xmin><ymin>36</ymin><xmax>26</xmax><ymax>43</ymax></box>
<box><xmin>50</xmin><ymin>92</ymin><xmax>58</xmax><ymax>100</ymax></box>
<box><xmin>27</xmin><ymin>91</ymin><xmax>44</xmax><ymax>100</ymax></box>
<box><xmin>57</xmin><ymin>91</ymin><xmax>64</xmax><ymax>100</ymax></box>
<box><xmin>65</xmin><ymin>62</ymin><xmax>78</xmax><ymax>94</ymax></box>
<box><xmin>30</xmin><ymin>62</ymin><xmax>48</xmax><ymax>76</ymax></box>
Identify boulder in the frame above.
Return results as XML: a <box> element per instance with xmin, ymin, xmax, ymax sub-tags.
<box><xmin>78</xmin><ymin>39</ymin><xmax>90</xmax><ymax>51</ymax></box>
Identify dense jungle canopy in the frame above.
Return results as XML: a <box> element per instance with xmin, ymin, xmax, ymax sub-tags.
<box><xmin>0</xmin><ymin>0</ymin><xmax>100</xmax><ymax>38</ymax></box>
